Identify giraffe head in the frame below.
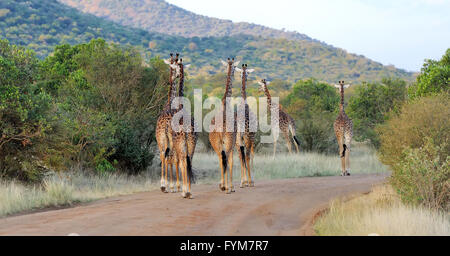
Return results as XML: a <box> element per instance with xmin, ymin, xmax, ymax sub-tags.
<box><xmin>257</xmin><ymin>79</ymin><xmax>270</xmax><ymax>92</ymax></box>
<box><xmin>221</xmin><ymin>58</ymin><xmax>240</xmax><ymax>78</ymax></box>
<box><xmin>334</xmin><ymin>80</ymin><xmax>350</xmax><ymax>92</ymax></box>
<box><xmin>235</xmin><ymin>63</ymin><xmax>255</xmax><ymax>82</ymax></box>
<box><xmin>164</xmin><ymin>53</ymin><xmax>181</xmax><ymax>79</ymax></box>
<box><xmin>176</xmin><ymin>58</ymin><xmax>191</xmax><ymax>77</ymax></box>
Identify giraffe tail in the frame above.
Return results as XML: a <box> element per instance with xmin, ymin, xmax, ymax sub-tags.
<box><xmin>164</xmin><ymin>147</ymin><xmax>170</xmax><ymax>158</ymax></box>
<box><xmin>186</xmin><ymin>156</ymin><xmax>195</xmax><ymax>183</ymax></box>
<box><xmin>239</xmin><ymin>146</ymin><xmax>246</xmax><ymax>167</ymax></box>
<box><xmin>293</xmin><ymin>136</ymin><xmax>300</xmax><ymax>147</ymax></box>
<box><xmin>289</xmin><ymin>124</ymin><xmax>300</xmax><ymax>149</ymax></box>
<box><xmin>341</xmin><ymin>144</ymin><xmax>347</xmax><ymax>158</ymax></box>
<box><xmin>221</xmin><ymin>151</ymin><xmax>227</xmax><ymax>174</ymax></box>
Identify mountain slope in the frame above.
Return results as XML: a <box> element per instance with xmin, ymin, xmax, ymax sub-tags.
<box><xmin>0</xmin><ymin>0</ymin><xmax>414</xmax><ymax>83</ymax></box>
<box><xmin>58</xmin><ymin>0</ymin><xmax>312</xmax><ymax>41</ymax></box>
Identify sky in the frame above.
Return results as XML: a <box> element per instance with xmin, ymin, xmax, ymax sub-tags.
<box><xmin>166</xmin><ymin>0</ymin><xmax>450</xmax><ymax>72</ymax></box>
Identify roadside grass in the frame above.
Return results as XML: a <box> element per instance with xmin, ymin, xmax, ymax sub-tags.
<box><xmin>314</xmin><ymin>185</ymin><xmax>450</xmax><ymax>236</ymax></box>
<box><xmin>0</xmin><ymin>143</ymin><xmax>387</xmax><ymax>217</ymax></box>
<box><xmin>193</xmin><ymin>143</ymin><xmax>389</xmax><ymax>184</ymax></box>
<box><xmin>0</xmin><ymin>172</ymin><xmax>157</xmax><ymax>217</ymax></box>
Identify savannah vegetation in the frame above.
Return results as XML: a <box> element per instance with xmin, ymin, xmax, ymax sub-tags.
<box><xmin>315</xmin><ymin>50</ymin><xmax>449</xmax><ymax>235</ymax></box>
<box><xmin>0</xmin><ymin>0</ymin><xmax>448</xmax><ymax>229</ymax></box>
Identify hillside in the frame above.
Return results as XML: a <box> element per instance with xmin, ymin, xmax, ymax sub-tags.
<box><xmin>58</xmin><ymin>0</ymin><xmax>312</xmax><ymax>41</ymax></box>
<box><xmin>0</xmin><ymin>0</ymin><xmax>414</xmax><ymax>83</ymax></box>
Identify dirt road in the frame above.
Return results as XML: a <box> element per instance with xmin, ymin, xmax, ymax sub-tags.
<box><xmin>0</xmin><ymin>174</ymin><xmax>387</xmax><ymax>236</ymax></box>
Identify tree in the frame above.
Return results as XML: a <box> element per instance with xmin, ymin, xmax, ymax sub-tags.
<box><xmin>282</xmin><ymin>79</ymin><xmax>340</xmax><ymax>152</ymax></box>
<box><xmin>347</xmin><ymin>78</ymin><xmax>407</xmax><ymax>147</ymax></box>
<box><xmin>409</xmin><ymin>48</ymin><xmax>449</xmax><ymax>98</ymax></box>
<box><xmin>0</xmin><ymin>39</ymin><xmax>53</xmax><ymax>181</ymax></box>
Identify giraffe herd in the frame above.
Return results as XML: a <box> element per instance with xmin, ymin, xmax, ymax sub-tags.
<box><xmin>156</xmin><ymin>53</ymin><xmax>353</xmax><ymax>199</ymax></box>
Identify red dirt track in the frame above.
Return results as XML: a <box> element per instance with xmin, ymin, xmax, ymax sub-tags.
<box><xmin>0</xmin><ymin>173</ymin><xmax>387</xmax><ymax>236</ymax></box>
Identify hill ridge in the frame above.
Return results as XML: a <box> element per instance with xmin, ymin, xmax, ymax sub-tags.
<box><xmin>0</xmin><ymin>0</ymin><xmax>414</xmax><ymax>83</ymax></box>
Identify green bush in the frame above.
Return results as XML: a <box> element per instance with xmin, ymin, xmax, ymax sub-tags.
<box><xmin>377</xmin><ymin>94</ymin><xmax>450</xmax><ymax>210</ymax></box>
<box><xmin>1</xmin><ymin>39</ymin><xmax>168</xmax><ymax>181</ymax></box>
<box><xmin>393</xmin><ymin>138</ymin><xmax>449</xmax><ymax>210</ymax></box>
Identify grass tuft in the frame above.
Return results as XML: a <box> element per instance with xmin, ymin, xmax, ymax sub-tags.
<box><xmin>314</xmin><ymin>185</ymin><xmax>450</xmax><ymax>236</ymax></box>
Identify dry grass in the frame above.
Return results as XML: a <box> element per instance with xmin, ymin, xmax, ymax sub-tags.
<box><xmin>0</xmin><ymin>143</ymin><xmax>386</xmax><ymax>217</ymax></box>
<box><xmin>0</xmin><ymin>172</ymin><xmax>157</xmax><ymax>217</ymax></box>
<box><xmin>192</xmin><ymin>143</ymin><xmax>388</xmax><ymax>183</ymax></box>
<box><xmin>314</xmin><ymin>185</ymin><xmax>450</xmax><ymax>236</ymax></box>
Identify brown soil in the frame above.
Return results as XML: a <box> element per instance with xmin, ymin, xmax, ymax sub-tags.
<box><xmin>0</xmin><ymin>173</ymin><xmax>387</xmax><ymax>236</ymax></box>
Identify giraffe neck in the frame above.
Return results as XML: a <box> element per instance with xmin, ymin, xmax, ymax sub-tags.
<box><xmin>340</xmin><ymin>86</ymin><xmax>345</xmax><ymax>113</ymax></box>
<box><xmin>222</xmin><ymin>64</ymin><xmax>233</xmax><ymax>104</ymax></box>
<box><xmin>164</xmin><ymin>69</ymin><xmax>177</xmax><ymax>111</ymax></box>
<box><xmin>178</xmin><ymin>67</ymin><xmax>184</xmax><ymax>98</ymax></box>
<box><xmin>241</xmin><ymin>71</ymin><xmax>247</xmax><ymax>101</ymax></box>
<box><xmin>264</xmin><ymin>86</ymin><xmax>272</xmax><ymax>108</ymax></box>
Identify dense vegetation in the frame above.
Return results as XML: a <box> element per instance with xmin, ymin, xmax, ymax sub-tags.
<box><xmin>1</xmin><ymin>39</ymin><xmax>167</xmax><ymax>181</ymax></box>
<box><xmin>0</xmin><ymin>0</ymin><xmax>414</xmax><ymax>83</ymax></box>
<box><xmin>282</xmin><ymin>79</ymin><xmax>340</xmax><ymax>153</ymax></box>
<box><xmin>1</xmin><ymin>0</ymin><xmax>448</xmax><ymax>213</ymax></box>
<box><xmin>376</xmin><ymin>50</ymin><xmax>449</xmax><ymax>211</ymax></box>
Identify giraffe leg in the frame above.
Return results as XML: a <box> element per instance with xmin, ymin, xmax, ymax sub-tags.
<box><xmin>345</xmin><ymin>148</ymin><xmax>351</xmax><ymax>176</ymax></box>
<box><xmin>338</xmin><ymin>143</ymin><xmax>346</xmax><ymax>176</ymax></box>
<box><xmin>246</xmin><ymin>147</ymin><xmax>253</xmax><ymax>187</ymax></box>
<box><xmin>250</xmin><ymin>144</ymin><xmax>255</xmax><ymax>172</ymax></box>
<box><xmin>169</xmin><ymin>161</ymin><xmax>174</xmax><ymax>192</ymax></box>
<box><xmin>218</xmin><ymin>151</ymin><xmax>225</xmax><ymax>191</ymax></box>
<box><xmin>180</xmin><ymin>159</ymin><xmax>187</xmax><ymax>198</ymax></box>
<box><xmin>175</xmin><ymin>160</ymin><xmax>181</xmax><ymax>192</ymax></box>
<box><xmin>228</xmin><ymin>151</ymin><xmax>235</xmax><ymax>193</ymax></box>
<box><xmin>160</xmin><ymin>152</ymin><xmax>166</xmax><ymax>192</ymax></box>
<box><xmin>187</xmin><ymin>160</ymin><xmax>193</xmax><ymax>199</ymax></box>
<box><xmin>164</xmin><ymin>158</ymin><xmax>169</xmax><ymax>193</ymax></box>
<box><xmin>238</xmin><ymin>147</ymin><xmax>246</xmax><ymax>188</ymax></box>
<box><xmin>344</xmin><ymin>137</ymin><xmax>351</xmax><ymax>176</ymax></box>
<box><xmin>284</xmin><ymin>131</ymin><xmax>293</xmax><ymax>155</ymax></box>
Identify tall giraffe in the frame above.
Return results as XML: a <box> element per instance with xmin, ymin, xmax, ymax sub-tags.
<box><xmin>156</xmin><ymin>53</ymin><xmax>179</xmax><ymax>193</ymax></box>
<box><xmin>258</xmin><ymin>79</ymin><xmax>300</xmax><ymax>158</ymax></box>
<box><xmin>209</xmin><ymin>58</ymin><xmax>239</xmax><ymax>194</ymax></box>
<box><xmin>171</xmin><ymin>58</ymin><xmax>197</xmax><ymax>198</ymax></box>
<box><xmin>333</xmin><ymin>80</ymin><xmax>353</xmax><ymax>176</ymax></box>
<box><xmin>235</xmin><ymin>64</ymin><xmax>256</xmax><ymax>188</ymax></box>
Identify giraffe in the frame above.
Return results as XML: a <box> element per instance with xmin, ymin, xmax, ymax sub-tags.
<box><xmin>171</xmin><ymin>58</ymin><xmax>197</xmax><ymax>198</ymax></box>
<box><xmin>208</xmin><ymin>58</ymin><xmax>240</xmax><ymax>194</ymax></box>
<box><xmin>333</xmin><ymin>80</ymin><xmax>353</xmax><ymax>176</ymax></box>
<box><xmin>258</xmin><ymin>79</ymin><xmax>300</xmax><ymax>158</ymax></box>
<box><xmin>156</xmin><ymin>53</ymin><xmax>180</xmax><ymax>193</ymax></box>
<box><xmin>235</xmin><ymin>64</ymin><xmax>256</xmax><ymax>188</ymax></box>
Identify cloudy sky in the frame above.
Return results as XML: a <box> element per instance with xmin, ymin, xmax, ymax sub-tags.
<box><xmin>166</xmin><ymin>0</ymin><xmax>450</xmax><ymax>72</ymax></box>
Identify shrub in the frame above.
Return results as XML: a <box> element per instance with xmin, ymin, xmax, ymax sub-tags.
<box><xmin>393</xmin><ymin>138</ymin><xmax>449</xmax><ymax>210</ymax></box>
<box><xmin>377</xmin><ymin>94</ymin><xmax>450</xmax><ymax>210</ymax></box>
<box><xmin>377</xmin><ymin>95</ymin><xmax>449</xmax><ymax>166</ymax></box>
